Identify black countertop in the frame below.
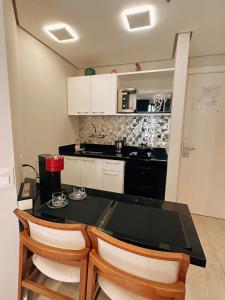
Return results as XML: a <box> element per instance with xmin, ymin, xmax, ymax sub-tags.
<box><xmin>58</xmin><ymin>144</ymin><xmax>168</xmax><ymax>162</ymax></box>
<box><xmin>30</xmin><ymin>180</ymin><xmax>206</xmax><ymax>268</ymax></box>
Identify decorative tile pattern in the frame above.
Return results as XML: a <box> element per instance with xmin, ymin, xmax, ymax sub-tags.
<box><xmin>78</xmin><ymin>115</ymin><xmax>170</xmax><ymax>147</ymax></box>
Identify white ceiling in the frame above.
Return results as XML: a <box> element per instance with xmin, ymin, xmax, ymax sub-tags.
<box><xmin>15</xmin><ymin>0</ymin><xmax>225</xmax><ymax>68</ymax></box>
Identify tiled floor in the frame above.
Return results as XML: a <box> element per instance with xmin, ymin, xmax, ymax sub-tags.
<box><xmin>29</xmin><ymin>214</ymin><xmax>225</xmax><ymax>300</ymax></box>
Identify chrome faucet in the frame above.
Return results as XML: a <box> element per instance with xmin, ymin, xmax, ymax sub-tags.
<box><xmin>89</xmin><ymin>123</ymin><xmax>105</xmax><ymax>139</ymax></box>
<box><xmin>89</xmin><ymin>123</ymin><xmax>97</xmax><ymax>137</ymax></box>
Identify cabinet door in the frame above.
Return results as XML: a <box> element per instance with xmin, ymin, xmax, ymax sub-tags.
<box><xmin>67</xmin><ymin>76</ymin><xmax>91</xmax><ymax>115</ymax></box>
<box><xmin>61</xmin><ymin>156</ymin><xmax>81</xmax><ymax>186</ymax></box>
<box><xmin>91</xmin><ymin>74</ymin><xmax>117</xmax><ymax>115</ymax></box>
<box><xmin>103</xmin><ymin>160</ymin><xmax>125</xmax><ymax>172</ymax></box>
<box><xmin>102</xmin><ymin>171</ymin><xmax>124</xmax><ymax>193</ymax></box>
<box><xmin>80</xmin><ymin>158</ymin><xmax>102</xmax><ymax>189</ymax></box>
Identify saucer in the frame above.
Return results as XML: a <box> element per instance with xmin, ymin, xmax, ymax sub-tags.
<box><xmin>47</xmin><ymin>198</ymin><xmax>68</xmax><ymax>209</ymax></box>
<box><xmin>69</xmin><ymin>192</ymin><xmax>87</xmax><ymax>201</ymax></box>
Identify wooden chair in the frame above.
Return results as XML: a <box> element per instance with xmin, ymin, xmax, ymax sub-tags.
<box><xmin>86</xmin><ymin>226</ymin><xmax>190</xmax><ymax>300</ymax></box>
<box><xmin>14</xmin><ymin>208</ymin><xmax>91</xmax><ymax>300</ymax></box>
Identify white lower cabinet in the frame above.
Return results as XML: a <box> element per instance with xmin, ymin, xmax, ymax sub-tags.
<box><xmin>61</xmin><ymin>156</ymin><xmax>81</xmax><ymax>186</ymax></box>
<box><xmin>102</xmin><ymin>171</ymin><xmax>124</xmax><ymax>193</ymax></box>
<box><xmin>102</xmin><ymin>160</ymin><xmax>124</xmax><ymax>173</ymax></box>
<box><xmin>80</xmin><ymin>158</ymin><xmax>102</xmax><ymax>190</ymax></box>
<box><xmin>62</xmin><ymin>156</ymin><xmax>124</xmax><ymax>193</ymax></box>
<box><xmin>102</xmin><ymin>160</ymin><xmax>125</xmax><ymax>193</ymax></box>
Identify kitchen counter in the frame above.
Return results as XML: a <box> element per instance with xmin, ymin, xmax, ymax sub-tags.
<box><xmin>29</xmin><ymin>179</ymin><xmax>206</xmax><ymax>268</ymax></box>
<box><xmin>59</xmin><ymin>143</ymin><xmax>167</xmax><ymax>198</ymax></box>
<box><xmin>59</xmin><ymin>143</ymin><xmax>168</xmax><ymax>162</ymax></box>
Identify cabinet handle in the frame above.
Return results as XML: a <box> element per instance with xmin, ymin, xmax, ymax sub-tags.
<box><xmin>105</xmin><ymin>161</ymin><xmax>121</xmax><ymax>165</ymax></box>
<box><xmin>77</xmin><ymin>112</ymin><xmax>89</xmax><ymax>114</ymax></box>
<box><xmin>92</xmin><ymin>112</ymin><xmax>104</xmax><ymax>114</ymax></box>
<box><xmin>67</xmin><ymin>157</ymin><xmax>79</xmax><ymax>161</ymax></box>
<box><xmin>103</xmin><ymin>172</ymin><xmax>119</xmax><ymax>176</ymax></box>
<box><xmin>82</xmin><ymin>159</ymin><xmax>95</xmax><ymax>162</ymax></box>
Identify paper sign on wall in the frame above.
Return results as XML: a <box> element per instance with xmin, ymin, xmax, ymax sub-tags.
<box><xmin>192</xmin><ymin>85</ymin><xmax>221</xmax><ymax>111</ymax></box>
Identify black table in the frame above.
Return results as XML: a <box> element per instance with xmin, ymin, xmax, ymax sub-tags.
<box><xmin>31</xmin><ymin>182</ymin><xmax>206</xmax><ymax>268</ymax></box>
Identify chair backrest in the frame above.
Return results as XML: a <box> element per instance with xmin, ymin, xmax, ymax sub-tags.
<box><xmin>88</xmin><ymin>226</ymin><xmax>189</xmax><ymax>284</ymax></box>
<box><xmin>14</xmin><ymin>209</ymin><xmax>90</xmax><ymax>250</ymax></box>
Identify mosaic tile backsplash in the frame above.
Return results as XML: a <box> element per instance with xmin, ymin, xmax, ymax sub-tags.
<box><xmin>78</xmin><ymin>115</ymin><xmax>170</xmax><ymax>148</ymax></box>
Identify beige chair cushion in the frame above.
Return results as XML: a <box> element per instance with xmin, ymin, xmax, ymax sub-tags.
<box><xmin>32</xmin><ymin>254</ymin><xmax>80</xmax><ymax>283</ymax></box>
<box><xmin>28</xmin><ymin>221</ymin><xmax>85</xmax><ymax>250</ymax></box>
<box><xmin>98</xmin><ymin>238</ymin><xmax>180</xmax><ymax>284</ymax></box>
<box><xmin>28</xmin><ymin>221</ymin><xmax>85</xmax><ymax>283</ymax></box>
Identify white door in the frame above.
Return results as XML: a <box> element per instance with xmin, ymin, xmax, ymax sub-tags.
<box><xmin>178</xmin><ymin>71</ymin><xmax>225</xmax><ymax>218</ymax></box>
<box><xmin>61</xmin><ymin>156</ymin><xmax>81</xmax><ymax>186</ymax></box>
<box><xmin>80</xmin><ymin>158</ymin><xmax>102</xmax><ymax>189</ymax></box>
<box><xmin>91</xmin><ymin>74</ymin><xmax>117</xmax><ymax>115</ymax></box>
<box><xmin>67</xmin><ymin>76</ymin><xmax>91</xmax><ymax>115</ymax></box>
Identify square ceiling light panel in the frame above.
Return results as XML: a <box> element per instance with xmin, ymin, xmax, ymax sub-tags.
<box><xmin>122</xmin><ymin>6</ymin><xmax>155</xmax><ymax>31</ymax></box>
<box><xmin>44</xmin><ymin>23</ymin><xmax>79</xmax><ymax>43</ymax></box>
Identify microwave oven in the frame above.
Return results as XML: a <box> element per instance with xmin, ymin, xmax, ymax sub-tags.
<box><xmin>136</xmin><ymin>93</ymin><xmax>172</xmax><ymax>113</ymax></box>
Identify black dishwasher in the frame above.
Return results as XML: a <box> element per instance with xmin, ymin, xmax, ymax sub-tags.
<box><xmin>124</xmin><ymin>157</ymin><xmax>167</xmax><ymax>200</ymax></box>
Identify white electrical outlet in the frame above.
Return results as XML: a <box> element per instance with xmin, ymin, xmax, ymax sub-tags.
<box><xmin>0</xmin><ymin>168</ymin><xmax>14</xmax><ymax>189</ymax></box>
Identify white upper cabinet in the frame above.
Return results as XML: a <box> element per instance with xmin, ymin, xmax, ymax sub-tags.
<box><xmin>68</xmin><ymin>76</ymin><xmax>91</xmax><ymax>115</ymax></box>
<box><xmin>67</xmin><ymin>74</ymin><xmax>117</xmax><ymax>115</ymax></box>
<box><xmin>91</xmin><ymin>74</ymin><xmax>117</xmax><ymax>115</ymax></box>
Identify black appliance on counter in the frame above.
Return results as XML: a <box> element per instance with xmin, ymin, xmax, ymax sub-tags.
<box><xmin>124</xmin><ymin>148</ymin><xmax>167</xmax><ymax>200</ymax></box>
<box><xmin>39</xmin><ymin>154</ymin><xmax>64</xmax><ymax>204</ymax></box>
<box><xmin>117</xmin><ymin>88</ymin><xmax>137</xmax><ymax>113</ymax></box>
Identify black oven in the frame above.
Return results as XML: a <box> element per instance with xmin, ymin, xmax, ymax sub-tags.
<box><xmin>124</xmin><ymin>158</ymin><xmax>167</xmax><ymax>200</ymax></box>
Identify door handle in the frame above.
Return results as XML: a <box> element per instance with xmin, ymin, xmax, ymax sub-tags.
<box><xmin>182</xmin><ymin>143</ymin><xmax>196</xmax><ymax>157</ymax></box>
<box><xmin>184</xmin><ymin>146</ymin><xmax>195</xmax><ymax>151</ymax></box>
<box><xmin>103</xmin><ymin>172</ymin><xmax>119</xmax><ymax>176</ymax></box>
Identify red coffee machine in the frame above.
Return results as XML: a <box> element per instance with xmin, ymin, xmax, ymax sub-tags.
<box><xmin>39</xmin><ymin>155</ymin><xmax>64</xmax><ymax>204</ymax></box>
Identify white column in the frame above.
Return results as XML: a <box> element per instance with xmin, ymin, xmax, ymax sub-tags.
<box><xmin>165</xmin><ymin>32</ymin><xmax>191</xmax><ymax>202</ymax></box>
<box><xmin>0</xmin><ymin>0</ymin><xmax>19</xmax><ymax>298</ymax></box>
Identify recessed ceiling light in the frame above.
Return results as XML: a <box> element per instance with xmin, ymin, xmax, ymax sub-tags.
<box><xmin>122</xmin><ymin>6</ymin><xmax>155</xmax><ymax>32</ymax></box>
<box><xmin>44</xmin><ymin>23</ymin><xmax>79</xmax><ymax>43</ymax></box>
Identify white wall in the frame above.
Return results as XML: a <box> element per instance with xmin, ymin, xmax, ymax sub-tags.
<box><xmin>3</xmin><ymin>0</ymin><xmax>23</xmax><ymax>190</ymax></box>
<box><xmin>3</xmin><ymin>0</ymin><xmax>78</xmax><ymax>187</ymax></box>
<box><xmin>0</xmin><ymin>0</ymin><xmax>19</xmax><ymax>298</ymax></box>
<box><xmin>18</xmin><ymin>28</ymin><xmax>78</xmax><ymax>175</ymax></box>
<box><xmin>189</xmin><ymin>54</ymin><xmax>225</xmax><ymax>68</ymax></box>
